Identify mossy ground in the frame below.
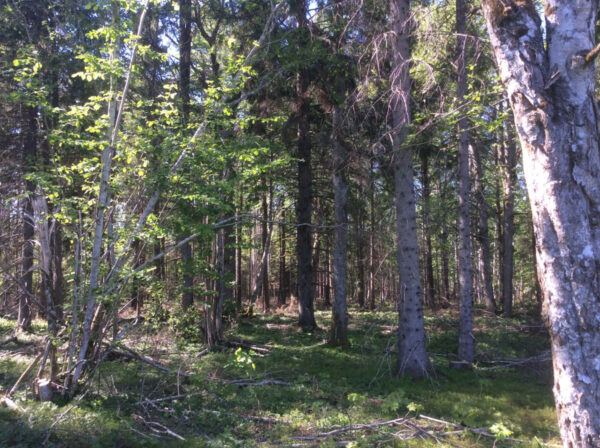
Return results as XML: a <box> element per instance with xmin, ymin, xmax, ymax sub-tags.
<box><xmin>0</xmin><ymin>310</ymin><xmax>559</xmax><ymax>447</ymax></box>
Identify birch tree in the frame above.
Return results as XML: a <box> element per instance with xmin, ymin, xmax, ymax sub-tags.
<box><xmin>481</xmin><ymin>0</ymin><xmax>600</xmax><ymax>444</ymax></box>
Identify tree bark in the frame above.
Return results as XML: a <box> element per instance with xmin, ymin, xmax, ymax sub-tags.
<box><xmin>502</xmin><ymin>123</ymin><xmax>517</xmax><ymax>316</ymax></box>
<box><xmin>278</xmin><ymin>218</ymin><xmax>288</xmax><ymax>306</ymax></box>
<box><xmin>481</xmin><ymin>0</ymin><xmax>600</xmax><ymax>443</ymax></box>
<box><xmin>179</xmin><ymin>0</ymin><xmax>194</xmax><ymax>310</ymax></box>
<box><xmin>17</xmin><ymin>105</ymin><xmax>36</xmax><ymax>332</ymax></box>
<box><xmin>456</xmin><ymin>0</ymin><xmax>473</xmax><ymax>364</ymax></box>
<box><xmin>420</xmin><ymin>152</ymin><xmax>436</xmax><ymax>309</ymax></box>
<box><xmin>390</xmin><ymin>0</ymin><xmax>431</xmax><ymax>378</ymax></box>
<box><xmin>470</xmin><ymin>144</ymin><xmax>497</xmax><ymax>313</ymax></box>
<box><xmin>261</xmin><ymin>176</ymin><xmax>270</xmax><ymax>311</ymax></box>
<box><xmin>329</xmin><ymin>105</ymin><xmax>349</xmax><ymax>346</ymax></box>
<box><xmin>293</xmin><ymin>0</ymin><xmax>316</xmax><ymax>331</ymax></box>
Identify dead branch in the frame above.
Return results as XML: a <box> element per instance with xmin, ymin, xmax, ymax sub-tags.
<box><xmin>7</xmin><ymin>351</ymin><xmax>43</xmax><ymax>397</ymax></box>
<box><xmin>209</xmin><ymin>377</ymin><xmax>290</xmax><ymax>387</ymax></box>
<box><xmin>291</xmin><ymin>417</ymin><xmax>407</xmax><ymax>440</ymax></box>
<box><xmin>132</xmin><ymin>414</ymin><xmax>185</xmax><ymax>441</ymax></box>
<box><xmin>477</xmin><ymin>350</ymin><xmax>551</xmax><ymax>371</ymax></box>
<box><xmin>417</xmin><ymin>414</ymin><xmax>560</xmax><ymax>446</ymax></box>
<box><xmin>0</xmin><ymin>396</ymin><xmax>25</xmax><ymax>413</ymax></box>
<box><xmin>0</xmin><ymin>336</ymin><xmax>17</xmax><ymax>348</ymax></box>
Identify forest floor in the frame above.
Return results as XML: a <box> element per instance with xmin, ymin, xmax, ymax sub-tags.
<box><xmin>0</xmin><ymin>308</ymin><xmax>560</xmax><ymax>447</ymax></box>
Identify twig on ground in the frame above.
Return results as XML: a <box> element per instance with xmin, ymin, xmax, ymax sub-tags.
<box><xmin>418</xmin><ymin>414</ymin><xmax>560</xmax><ymax>446</ymax></box>
<box><xmin>291</xmin><ymin>417</ymin><xmax>407</xmax><ymax>440</ymax></box>
<box><xmin>209</xmin><ymin>377</ymin><xmax>290</xmax><ymax>387</ymax></box>
<box><xmin>476</xmin><ymin>351</ymin><xmax>551</xmax><ymax>371</ymax></box>
<box><xmin>42</xmin><ymin>405</ymin><xmax>76</xmax><ymax>445</ymax></box>
<box><xmin>133</xmin><ymin>414</ymin><xmax>185</xmax><ymax>440</ymax></box>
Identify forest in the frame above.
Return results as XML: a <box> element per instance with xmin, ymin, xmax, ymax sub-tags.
<box><xmin>1</xmin><ymin>0</ymin><xmax>599</xmax><ymax>446</ymax></box>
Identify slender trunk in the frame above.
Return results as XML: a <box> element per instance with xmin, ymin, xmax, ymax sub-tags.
<box><xmin>390</xmin><ymin>0</ymin><xmax>431</xmax><ymax>378</ymax></box>
<box><xmin>330</xmin><ymin>105</ymin><xmax>348</xmax><ymax>346</ymax></box>
<box><xmin>456</xmin><ymin>0</ymin><xmax>473</xmax><ymax>364</ymax></box>
<box><xmin>502</xmin><ymin>122</ymin><xmax>516</xmax><ymax>316</ymax></box>
<box><xmin>470</xmin><ymin>144</ymin><xmax>497</xmax><ymax>313</ymax></box>
<box><xmin>369</xmin><ymin>161</ymin><xmax>376</xmax><ymax>310</ymax></box>
<box><xmin>294</xmin><ymin>0</ymin><xmax>316</xmax><ymax>331</ymax></box>
<box><xmin>494</xmin><ymin>140</ymin><xmax>504</xmax><ymax>302</ymax></box>
<box><xmin>420</xmin><ymin>152</ymin><xmax>436</xmax><ymax>309</ymax></box>
<box><xmin>179</xmin><ymin>0</ymin><xmax>193</xmax><ymax>310</ymax></box>
<box><xmin>356</xmin><ymin>212</ymin><xmax>366</xmax><ymax>308</ymax></box>
<box><xmin>481</xmin><ymin>0</ymin><xmax>600</xmax><ymax>442</ymax></box>
<box><xmin>440</xmin><ymin>219</ymin><xmax>450</xmax><ymax>304</ymax></box>
<box><xmin>278</xmin><ymin>218</ymin><xmax>288</xmax><ymax>306</ymax></box>
<box><xmin>324</xmin><ymin>238</ymin><xmax>331</xmax><ymax>307</ymax></box>
<box><xmin>261</xmin><ymin>176</ymin><xmax>270</xmax><ymax>311</ymax></box>
<box><xmin>18</xmin><ymin>105</ymin><xmax>36</xmax><ymax>332</ymax></box>
<box><xmin>236</xmin><ymin>191</ymin><xmax>243</xmax><ymax>306</ymax></box>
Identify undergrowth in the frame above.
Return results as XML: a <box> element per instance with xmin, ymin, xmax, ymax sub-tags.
<box><xmin>0</xmin><ymin>310</ymin><xmax>559</xmax><ymax>447</ymax></box>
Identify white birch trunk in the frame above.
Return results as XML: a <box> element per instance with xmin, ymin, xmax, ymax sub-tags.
<box><xmin>481</xmin><ymin>0</ymin><xmax>600</xmax><ymax>444</ymax></box>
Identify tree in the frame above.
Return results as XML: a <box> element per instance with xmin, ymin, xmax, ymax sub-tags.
<box><xmin>390</xmin><ymin>0</ymin><xmax>431</xmax><ymax>378</ymax></box>
<box><xmin>481</xmin><ymin>0</ymin><xmax>600</xmax><ymax>443</ymax></box>
<box><xmin>291</xmin><ymin>0</ymin><xmax>317</xmax><ymax>331</ymax></box>
<box><xmin>455</xmin><ymin>0</ymin><xmax>473</xmax><ymax>364</ymax></box>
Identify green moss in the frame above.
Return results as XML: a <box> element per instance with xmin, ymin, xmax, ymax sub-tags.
<box><xmin>0</xmin><ymin>311</ymin><xmax>559</xmax><ymax>447</ymax></box>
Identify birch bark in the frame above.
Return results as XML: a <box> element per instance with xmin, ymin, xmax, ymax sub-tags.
<box><xmin>481</xmin><ymin>0</ymin><xmax>600</xmax><ymax>444</ymax></box>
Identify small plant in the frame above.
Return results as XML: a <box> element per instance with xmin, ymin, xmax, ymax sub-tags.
<box><xmin>406</xmin><ymin>401</ymin><xmax>424</xmax><ymax>414</ymax></box>
<box><xmin>382</xmin><ymin>390</ymin><xmax>408</xmax><ymax>414</ymax></box>
<box><xmin>490</xmin><ymin>422</ymin><xmax>513</xmax><ymax>441</ymax></box>
<box><xmin>227</xmin><ymin>347</ymin><xmax>256</xmax><ymax>376</ymax></box>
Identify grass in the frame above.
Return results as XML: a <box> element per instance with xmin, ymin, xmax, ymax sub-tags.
<box><xmin>0</xmin><ymin>309</ymin><xmax>560</xmax><ymax>447</ymax></box>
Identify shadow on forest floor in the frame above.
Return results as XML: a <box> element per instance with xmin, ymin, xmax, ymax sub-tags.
<box><xmin>0</xmin><ymin>309</ymin><xmax>559</xmax><ymax>447</ymax></box>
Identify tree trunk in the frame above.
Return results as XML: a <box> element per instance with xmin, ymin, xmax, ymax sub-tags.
<box><xmin>456</xmin><ymin>0</ymin><xmax>473</xmax><ymax>364</ymax></box>
<box><xmin>369</xmin><ymin>160</ymin><xmax>376</xmax><ymax>310</ymax></box>
<box><xmin>390</xmin><ymin>0</ymin><xmax>431</xmax><ymax>378</ymax></box>
<box><xmin>179</xmin><ymin>0</ymin><xmax>193</xmax><ymax>310</ymax></box>
<box><xmin>420</xmin><ymin>152</ymin><xmax>436</xmax><ymax>309</ymax></box>
<box><xmin>356</xmin><ymin>212</ymin><xmax>366</xmax><ymax>309</ymax></box>
<box><xmin>502</xmin><ymin>123</ymin><xmax>517</xmax><ymax>316</ymax></box>
<box><xmin>17</xmin><ymin>105</ymin><xmax>36</xmax><ymax>332</ymax></box>
<box><xmin>329</xmin><ymin>105</ymin><xmax>349</xmax><ymax>346</ymax></box>
<box><xmin>470</xmin><ymin>144</ymin><xmax>497</xmax><ymax>313</ymax></box>
<box><xmin>481</xmin><ymin>0</ymin><xmax>600</xmax><ymax>443</ymax></box>
<box><xmin>261</xmin><ymin>176</ymin><xmax>270</xmax><ymax>311</ymax></box>
<box><xmin>294</xmin><ymin>0</ymin><xmax>316</xmax><ymax>331</ymax></box>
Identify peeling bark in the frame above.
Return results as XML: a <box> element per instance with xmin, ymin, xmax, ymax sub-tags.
<box><xmin>481</xmin><ymin>0</ymin><xmax>600</xmax><ymax>444</ymax></box>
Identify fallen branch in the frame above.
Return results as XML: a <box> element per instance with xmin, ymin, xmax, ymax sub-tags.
<box><xmin>477</xmin><ymin>351</ymin><xmax>551</xmax><ymax>371</ymax></box>
<box><xmin>0</xmin><ymin>336</ymin><xmax>17</xmax><ymax>348</ymax></box>
<box><xmin>135</xmin><ymin>392</ymin><xmax>205</xmax><ymax>406</ymax></box>
<box><xmin>106</xmin><ymin>344</ymin><xmax>192</xmax><ymax>378</ymax></box>
<box><xmin>291</xmin><ymin>417</ymin><xmax>407</xmax><ymax>440</ymax></box>
<box><xmin>0</xmin><ymin>396</ymin><xmax>25</xmax><ymax>413</ymax></box>
<box><xmin>418</xmin><ymin>414</ymin><xmax>560</xmax><ymax>446</ymax></box>
<box><xmin>7</xmin><ymin>351</ymin><xmax>43</xmax><ymax>397</ymax></box>
<box><xmin>209</xmin><ymin>377</ymin><xmax>290</xmax><ymax>387</ymax></box>
<box><xmin>132</xmin><ymin>414</ymin><xmax>185</xmax><ymax>441</ymax></box>
<box><xmin>42</xmin><ymin>405</ymin><xmax>76</xmax><ymax>445</ymax></box>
